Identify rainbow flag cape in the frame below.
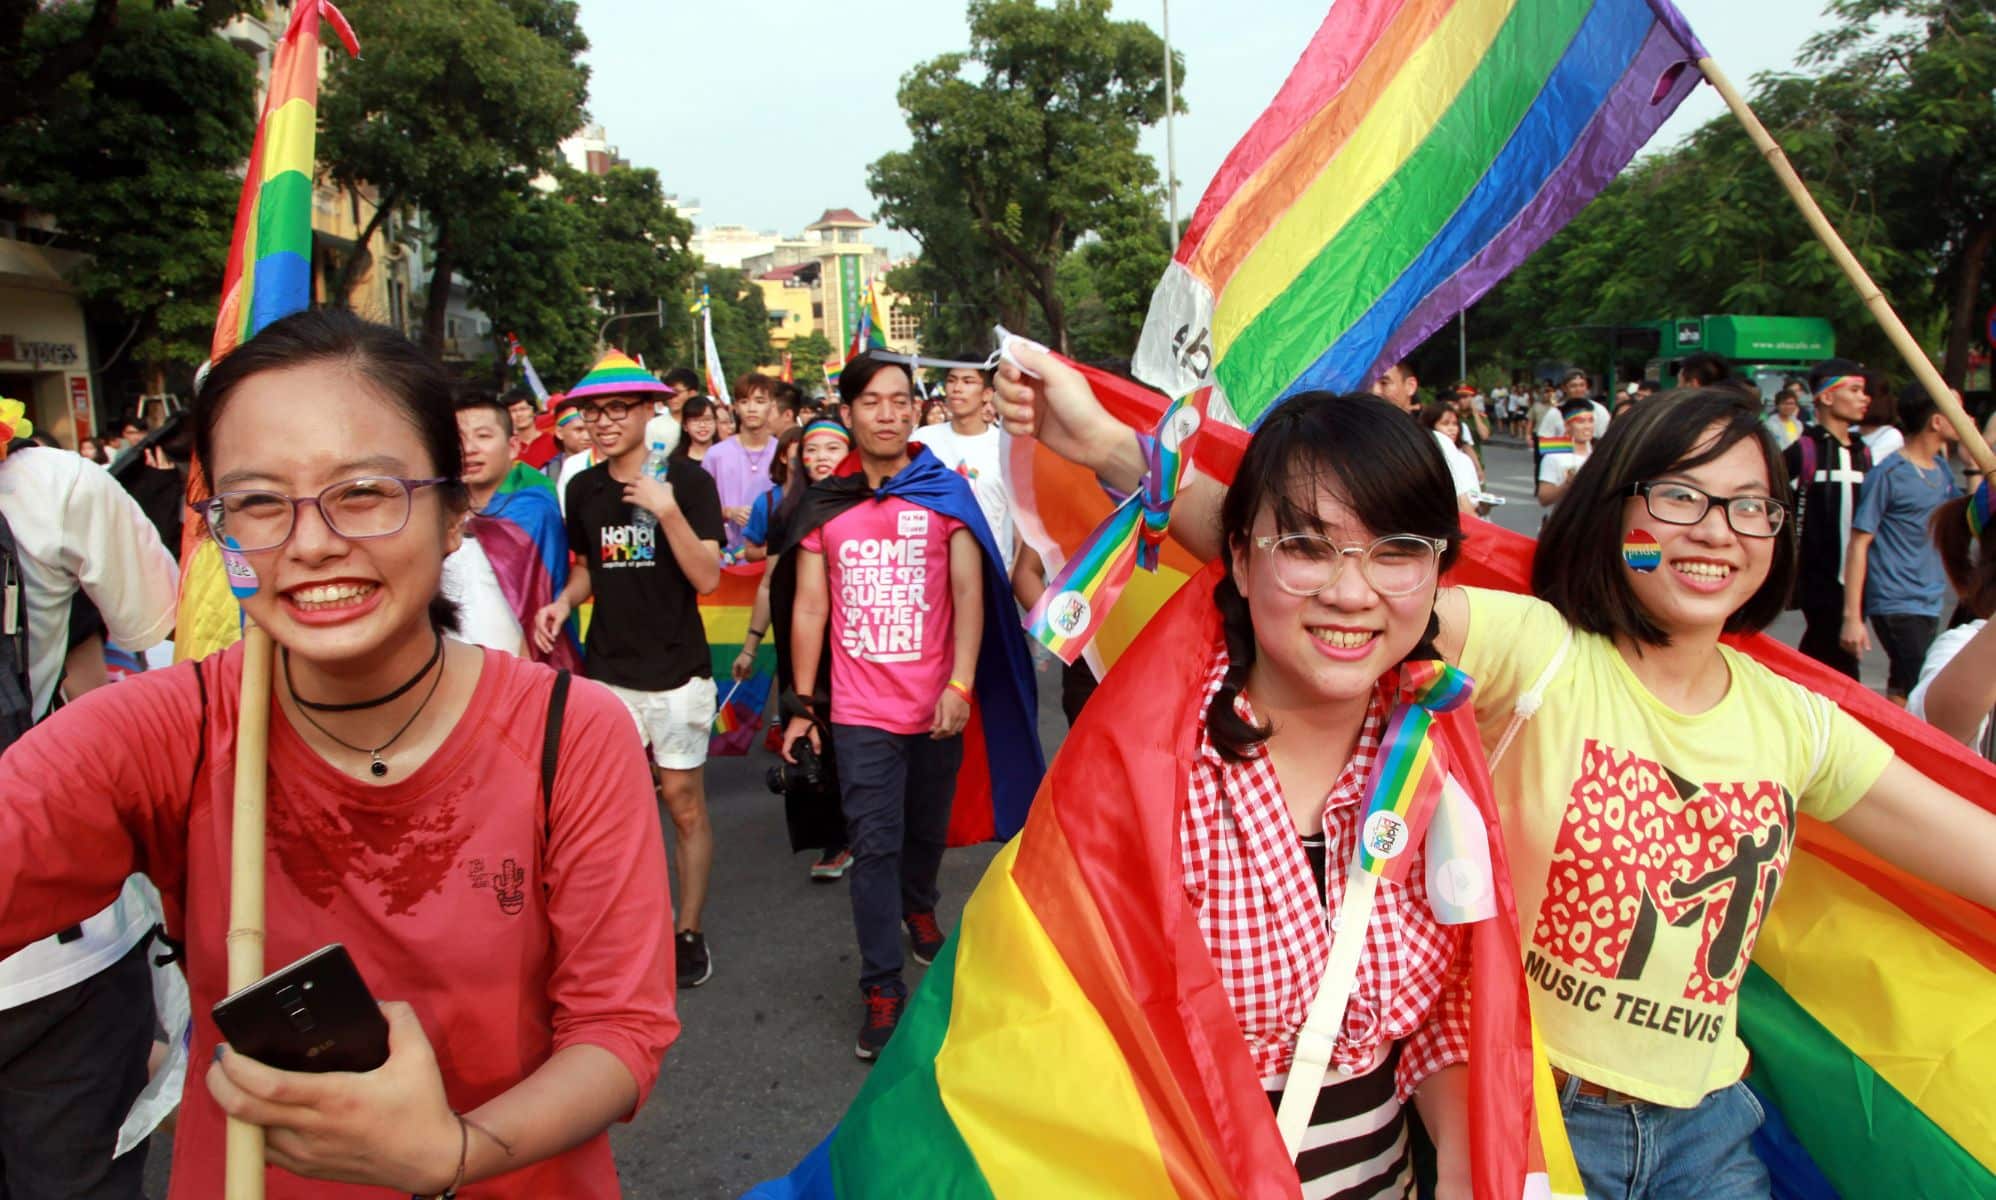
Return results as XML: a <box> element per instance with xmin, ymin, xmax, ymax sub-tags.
<box><xmin>176</xmin><ymin>0</ymin><xmax>360</xmax><ymax>661</ymax></box>
<box><xmin>698</xmin><ymin>563</ymin><xmax>775</xmax><ymax>757</ymax></box>
<box><xmin>1011</xmin><ymin>355</ymin><xmax>1996</xmax><ymax>1199</ymax></box>
<box><xmin>1131</xmin><ymin>0</ymin><xmax>1707</xmax><ymax>428</ymax></box>
<box><xmin>752</xmin><ymin>563</ymin><xmax>1559</xmax><ymax>1199</ymax></box>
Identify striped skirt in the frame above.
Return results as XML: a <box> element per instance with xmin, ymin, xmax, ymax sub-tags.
<box><xmin>1264</xmin><ymin>1043</ymin><xmax>1409</xmax><ymax>1200</ymax></box>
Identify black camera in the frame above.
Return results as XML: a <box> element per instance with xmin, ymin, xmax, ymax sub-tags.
<box><xmin>766</xmin><ymin>736</ymin><xmax>829</xmax><ymax>798</ymax></box>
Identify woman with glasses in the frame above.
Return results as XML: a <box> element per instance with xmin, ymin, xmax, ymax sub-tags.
<box><xmin>998</xmin><ymin>363</ymin><xmax>1996</xmax><ymax>1200</ymax></box>
<box><xmin>0</xmin><ymin>310</ymin><xmax>676</xmax><ymax>1199</ymax></box>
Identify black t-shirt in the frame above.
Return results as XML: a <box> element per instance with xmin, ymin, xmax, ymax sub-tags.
<box><xmin>563</xmin><ymin>458</ymin><xmax>725</xmax><ymax>691</ymax></box>
<box><xmin>1783</xmin><ymin>428</ymin><xmax>1873</xmax><ymax>604</ymax></box>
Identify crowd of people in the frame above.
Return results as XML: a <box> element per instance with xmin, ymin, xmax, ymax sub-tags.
<box><xmin>0</xmin><ymin>309</ymin><xmax>1993</xmax><ymax>1199</ymax></box>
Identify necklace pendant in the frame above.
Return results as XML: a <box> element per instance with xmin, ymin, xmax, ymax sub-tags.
<box><xmin>369</xmin><ymin>754</ymin><xmax>388</xmax><ymax>778</ymax></box>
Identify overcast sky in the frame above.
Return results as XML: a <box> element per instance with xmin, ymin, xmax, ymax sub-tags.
<box><xmin>577</xmin><ymin>0</ymin><xmax>1833</xmax><ymax>255</ymax></box>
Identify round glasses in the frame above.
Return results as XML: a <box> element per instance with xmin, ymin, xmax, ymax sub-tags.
<box><xmin>1626</xmin><ymin>481</ymin><xmax>1786</xmax><ymax>538</ymax></box>
<box><xmin>1251</xmin><ymin>533</ymin><xmax>1447</xmax><ymax>598</ymax></box>
<box><xmin>192</xmin><ymin>476</ymin><xmax>449</xmax><ymax>553</ymax></box>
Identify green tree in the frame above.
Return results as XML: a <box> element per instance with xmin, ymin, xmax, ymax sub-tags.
<box><xmin>318</xmin><ymin>0</ymin><xmax>590</xmax><ymax>354</ymax></box>
<box><xmin>0</xmin><ymin>1</ymin><xmax>255</xmax><ymax>384</ymax></box>
<box><xmin>563</xmin><ymin>164</ymin><xmax>699</xmax><ymax>373</ymax></box>
<box><xmin>1058</xmin><ymin>205</ymin><xmax>1173</xmax><ymax>362</ymax></box>
<box><xmin>868</xmin><ymin>0</ymin><xmax>1182</xmax><ymax>354</ymax></box>
<box><xmin>0</xmin><ymin>0</ymin><xmax>258</xmax><ymax>128</ymax></box>
<box><xmin>699</xmin><ymin>269</ymin><xmax>775</xmax><ymax>391</ymax></box>
<box><xmin>785</xmin><ymin>331</ymin><xmax>836</xmax><ymax>394</ymax></box>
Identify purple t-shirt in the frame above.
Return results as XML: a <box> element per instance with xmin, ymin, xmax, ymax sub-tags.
<box><xmin>701</xmin><ymin>436</ymin><xmax>781</xmax><ymax>546</ymax></box>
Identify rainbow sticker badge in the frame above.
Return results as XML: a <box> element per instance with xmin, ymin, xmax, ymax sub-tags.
<box><xmin>1622</xmin><ymin>530</ymin><xmax>1662</xmax><ymax>574</ymax></box>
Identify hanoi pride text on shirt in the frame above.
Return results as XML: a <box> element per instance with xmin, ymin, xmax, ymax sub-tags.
<box><xmin>802</xmin><ymin>497</ymin><xmax>964</xmax><ymax>735</ymax></box>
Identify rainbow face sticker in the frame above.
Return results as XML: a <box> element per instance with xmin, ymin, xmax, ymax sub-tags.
<box><xmin>220</xmin><ymin>535</ymin><xmax>260</xmax><ymax>598</ymax></box>
<box><xmin>1622</xmin><ymin>530</ymin><xmax>1662</xmax><ymax>574</ymax></box>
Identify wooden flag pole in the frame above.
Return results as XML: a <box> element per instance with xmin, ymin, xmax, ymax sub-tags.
<box><xmin>224</xmin><ymin>623</ymin><xmax>274</xmax><ymax>1199</ymax></box>
<box><xmin>1699</xmin><ymin>55</ymin><xmax>1996</xmax><ymax>478</ymax></box>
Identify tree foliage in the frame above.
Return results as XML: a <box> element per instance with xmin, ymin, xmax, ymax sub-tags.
<box><xmin>868</xmin><ymin>0</ymin><xmax>1181</xmax><ymax>354</ymax></box>
<box><xmin>0</xmin><ymin>0</ymin><xmax>259</xmax><ymax>128</ymax></box>
<box><xmin>318</xmin><ymin>0</ymin><xmax>590</xmax><ymax>353</ymax></box>
<box><xmin>785</xmin><ymin>331</ymin><xmax>836</xmax><ymax>394</ymax></box>
<box><xmin>699</xmin><ymin>268</ymin><xmax>775</xmax><ymax>390</ymax></box>
<box><xmin>0</xmin><ymin>1</ymin><xmax>255</xmax><ymax>383</ymax></box>
<box><xmin>1472</xmin><ymin>0</ymin><xmax>1993</xmax><ymax>389</ymax></box>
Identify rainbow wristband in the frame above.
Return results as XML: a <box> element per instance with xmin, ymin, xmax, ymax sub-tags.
<box><xmin>946</xmin><ymin>678</ymin><xmax>973</xmax><ymax>701</ymax></box>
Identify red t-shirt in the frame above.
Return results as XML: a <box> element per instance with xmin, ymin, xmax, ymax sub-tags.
<box><xmin>521</xmin><ymin>412</ymin><xmax>560</xmax><ymax>469</ymax></box>
<box><xmin>0</xmin><ymin>645</ymin><xmax>676</xmax><ymax>1199</ymax></box>
<box><xmin>801</xmin><ymin>498</ymin><xmax>965</xmax><ymax>734</ymax></box>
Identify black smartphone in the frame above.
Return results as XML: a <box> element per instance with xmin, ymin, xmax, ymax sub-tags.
<box><xmin>212</xmin><ymin>944</ymin><xmax>390</xmax><ymax>1073</ymax></box>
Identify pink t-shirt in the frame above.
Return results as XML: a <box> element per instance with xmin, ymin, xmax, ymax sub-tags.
<box><xmin>801</xmin><ymin>498</ymin><xmax>965</xmax><ymax>734</ymax></box>
<box><xmin>0</xmin><ymin>646</ymin><xmax>676</xmax><ymax>1200</ymax></box>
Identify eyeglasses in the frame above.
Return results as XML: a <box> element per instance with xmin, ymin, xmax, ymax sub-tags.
<box><xmin>191</xmin><ymin>476</ymin><xmax>449</xmax><ymax>553</ymax></box>
<box><xmin>578</xmin><ymin>400</ymin><xmax>650</xmax><ymax>422</ymax></box>
<box><xmin>1626</xmin><ymin>480</ymin><xmax>1786</xmax><ymax>538</ymax></box>
<box><xmin>1250</xmin><ymin>533</ymin><xmax>1448</xmax><ymax>598</ymax></box>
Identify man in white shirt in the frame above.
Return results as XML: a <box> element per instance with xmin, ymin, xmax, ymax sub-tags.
<box><xmin>1537</xmin><ymin>367</ymin><xmax>1612</xmax><ymax>441</ymax></box>
<box><xmin>1536</xmin><ymin>401</ymin><xmax>1598</xmax><ymax>509</ymax></box>
<box><xmin>0</xmin><ymin>440</ymin><xmax>178</xmax><ymax>1196</ymax></box>
<box><xmin>910</xmin><ymin>357</ymin><xmax>1016</xmax><ymax>571</ymax></box>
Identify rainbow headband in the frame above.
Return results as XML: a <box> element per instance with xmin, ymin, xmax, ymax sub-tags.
<box><xmin>802</xmin><ymin>420</ymin><xmax>850</xmax><ymax>446</ymax></box>
<box><xmin>1969</xmin><ymin>478</ymin><xmax>1992</xmax><ymax>538</ymax></box>
<box><xmin>1816</xmin><ymin>375</ymin><xmax>1854</xmax><ymax>395</ymax></box>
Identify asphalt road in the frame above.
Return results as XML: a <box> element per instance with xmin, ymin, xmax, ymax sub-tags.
<box><xmin>143</xmin><ymin>435</ymin><xmax>1896</xmax><ymax>1198</ymax></box>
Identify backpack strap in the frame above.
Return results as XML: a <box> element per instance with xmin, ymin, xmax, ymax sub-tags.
<box><xmin>540</xmin><ymin>670</ymin><xmax>571</xmax><ymax>844</ymax></box>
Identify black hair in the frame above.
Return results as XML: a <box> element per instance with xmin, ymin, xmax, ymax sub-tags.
<box><xmin>1932</xmin><ymin>492</ymin><xmax>1996</xmax><ymax>618</ymax></box>
<box><xmin>672</xmin><ymin>396</ymin><xmax>716</xmax><ymax>459</ymax></box>
<box><xmin>1559</xmin><ymin>398</ymin><xmax>1595</xmax><ymax>421</ymax></box>
<box><xmin>767</xmin><ymin>425</ymin><xmax>803</xmax><ymax>490</ymax></box>
<box><xmin>502</xmin><ymin>387</ymin><xmax>538</xmax><ymax>410</ymax></box>
<box><xmin>1678</xmin><ymin>352</ymin><xmax>1732</xmax><ymax>387</ymax></box>
<box><xmin>1207</xmin><ymin>392</ymin><xmax>1464</xmax><ymax>761</ymax></box>
<box><xmin>837</xmin><ymin>350</ymin><xmax>910</xmax><ymax>407</ymax></box>
<box><xmin>454</xmin><ymin>394</ymin><xmax>513</xmax><ymax>434</ymax></box>
<box><xmin>663</xmin><ymin>367</ymin><xmax>700</xmax><ymax>391</ymax></box>
<box><xmin>771</xmin><ymin>381</ymin><xmax>803</xmax><ymax>413</ymax></box>
<box><xmin>194</xmin><ymin>309</ymin><xmax>469</xmax><ymax>633</ymax></box>
<box><xmin>1535</xmin><ymin>388</ymin><xmax>1795</xmax><ymax>646</ymax></box>
<box><xmin>946</xmin><ymin>353</ymin><xmax>995</xmax><ymax>387</ymax></box>
<box><xmin>1416</xmin><ymin>402</ymin><xmax>1461</xmax><ymax>440</ymax></box>
<box><xmin>1808</xmin><ymin>357</ymin><xmax>1863</xmax><ymax>393</ymax></box>
<box><xmin>1895</xmin><ymin>380</ymin><xmax>1949</xmax><ymax>436</ymax></box>
<box><xmin>1860</xmin><ymin>369</ymin><xmax>1899</xmax><ymax>429</ymax></box>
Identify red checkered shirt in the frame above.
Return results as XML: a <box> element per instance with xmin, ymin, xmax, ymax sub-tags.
<box><xmin>1180</xmin><ymin>651</ymin><xmax>1472</xmax><ymax>1102</ymax></box>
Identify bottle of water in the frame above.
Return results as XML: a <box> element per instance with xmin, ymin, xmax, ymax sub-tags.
<box><xmin>631</xmin><ymin>409</ymin><xmax>680</xmax><ymax>533</ymax></box>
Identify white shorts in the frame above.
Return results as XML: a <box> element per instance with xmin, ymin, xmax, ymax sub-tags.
<box><xmin>606</xmin><ymin>676</ymin><xmax>717</xmax><ymax>770</ymax></box>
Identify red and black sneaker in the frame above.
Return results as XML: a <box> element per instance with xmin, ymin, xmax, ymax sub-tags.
<box><xmin>855</xmin><ymin>982</ymin><xmax>906</xmax><ymax>1061</ymax></box>
<box><xmin>905</xmin><ymin>910</ymin><xmax>946</xmax><ymax>967</ymax></box>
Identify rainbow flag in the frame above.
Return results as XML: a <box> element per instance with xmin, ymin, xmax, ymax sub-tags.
<box><xmin>700</xmin><ymin>287</ymin><xmax>729</xmax><ymax>402</ymax></box>
<box><xmin>1537</xmin><ymin>436</ymin><xmax>1576</xmax><ymax>458</ymax></box>
<box><xmin>753</xmin><ymin>565</ymin><xmax>1557</xmax><ymax>1200</ymax></box>
<box><xmin>1008</xmin><ymin>351</ymin><xmax>1996</xmax><ymax>1196</ymax></box>
<box><xmin>823</xmin><ymin>356</ymin><xmax>843</xmax><ymax>393</ymax></box>
<box><xmin>1132</xmin><ymin>0</ymin><xmax>1706</xmax><ymax>427</ymax></box>
<box><xmin>177</xmin><ymin>0</ymin><xmax>359</xmax><ymax>661</ymax></box>
<box><xmin>698</xmin><ymin>563</ymin><xmax>775</xmax><ymax>756</ymax></box>
<box><xmin>846</xmin><ymin>280</ymin><xmax>889</xmax><ymax>361</ymax></box>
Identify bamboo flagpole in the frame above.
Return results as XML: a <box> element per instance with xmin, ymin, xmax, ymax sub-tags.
<box><xmin>224</xmin><ymin>624</ymin><xmax>274</xmax><ymax>1199</ymax></box>
<box><xmin>1699</xmin><ymin>56</ymin><xmax>1996</xmax><ymax>477</ymax></box>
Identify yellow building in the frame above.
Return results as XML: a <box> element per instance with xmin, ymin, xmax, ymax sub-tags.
<box><xmin>746</xmin><ymin>208</ymin><xmax>920</xmax><ymax>365</ymax></box>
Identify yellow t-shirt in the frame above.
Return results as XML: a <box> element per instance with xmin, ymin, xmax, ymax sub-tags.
<box><xmin>1460</xmin><ymin>588</ymin><xmax>1892</xmax><ymax>1106</ymax></box>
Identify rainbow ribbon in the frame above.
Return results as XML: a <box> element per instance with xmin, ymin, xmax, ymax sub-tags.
<box><xmin>1025</xmin><ymin>389</ymin><xmax>1209</xmax><ymax>664</ymax></box>
<box><xmin>1352</xmin><ymin>660</ymin><xmax>1474</xmax><ymax>883</ymax></box>
<box><xmin>1968</xmin><ymin>478</ymin><xmax>1991</xmax><ymax>538</ymax></box>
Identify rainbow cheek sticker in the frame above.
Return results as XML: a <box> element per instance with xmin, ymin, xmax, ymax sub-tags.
<box><xmin>1623</xmin><ymin>530</ymin><xmax>1662</xmax><ymax>573</ymax></box>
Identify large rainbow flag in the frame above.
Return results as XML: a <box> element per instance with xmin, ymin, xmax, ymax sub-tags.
<box><xmin>698</xmin><ymin>563</ymin><xmax>775</xmax><ymax>757</ymax></box>
<box><xmin>1007</xmin><ymin>358</ymin><xmax>1996</xmax><ymax>1198</ymax></box>
<box><xmin>752</xmin><ymin>561</ymin><xmax>1562</xmax><ymax>1200</ymax></box>
<box><xmin>177</xmin><ymin>0</ymin><xmax>360</xmax><ymax>660</ymax></box>
<box><xmin>1132</xmin><ymin>0</ymin><xmax>1707</xmax><ymax>427</ymax></box>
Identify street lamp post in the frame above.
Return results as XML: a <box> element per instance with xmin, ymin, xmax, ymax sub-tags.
<box><xmin>597</xmin><ymin>304</ymin><xmax>665</xmax><ymax>353</ymax></box>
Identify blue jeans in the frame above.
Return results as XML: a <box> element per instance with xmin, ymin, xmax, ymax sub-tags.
<box><xmin>830</xmin><ymin>724</ymin><xmax>964</xmax><ymax>991</ymax></box>
<box><xmin>1560</xmin><ymin>1075</ymin><xmax>1769</xmax><ymax>1200</ymax></box>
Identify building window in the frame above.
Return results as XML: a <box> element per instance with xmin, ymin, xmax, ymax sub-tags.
<box><xmin>890</xmin><ymin>309</ymin><xmax>922</xmax><ymax>342</ymax></box>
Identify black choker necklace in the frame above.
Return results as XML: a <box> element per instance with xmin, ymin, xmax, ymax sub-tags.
<box><xmin>285</xmin><ymin>634</ymin><xmax>447</xmax><ymax>778</ymax></box>
<box><xmin>285</xmin><ymin>629</ymin><xmax>443</xmax><ymax>713</ymax></box>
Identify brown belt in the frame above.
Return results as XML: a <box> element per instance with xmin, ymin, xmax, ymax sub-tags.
<box><xmin>1552</xmin><ymin>1058</ymin><xmax>1752</xmax><ymax>1108</ymax></box>
<box><xmin>1550</xmin><ymin>1067</ymin><xmax>1644</xmax><ymax>1106</ymax></box>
